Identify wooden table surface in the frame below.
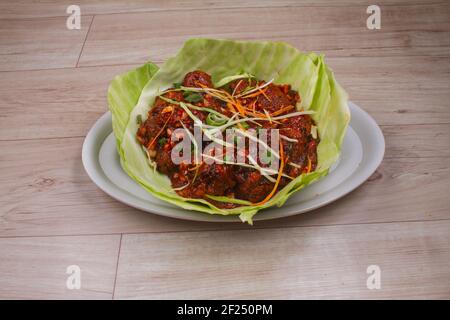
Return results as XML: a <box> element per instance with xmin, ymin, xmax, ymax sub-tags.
<box><xmin>1</xmin><ymin>0</ymin><xmax>449</xmax><ymax>300</ymax></box>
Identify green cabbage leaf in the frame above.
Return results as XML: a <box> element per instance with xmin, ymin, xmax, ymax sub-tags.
<box><xmin>108</xmin><ymin>39</ymin><xmax>350</xmax><ymax>224</ymax></box>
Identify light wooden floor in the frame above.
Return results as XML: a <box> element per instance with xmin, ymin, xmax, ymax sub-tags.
<box><xmin>1</xmin><ymin>0</ymin><xmax>449</xmax><ymax>299</ymax></box>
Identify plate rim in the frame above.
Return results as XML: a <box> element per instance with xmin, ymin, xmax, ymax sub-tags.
<box><xmin>82</xmin><ymin>101</ymin><xmax>385</xmax><ymax>222</ymax></box>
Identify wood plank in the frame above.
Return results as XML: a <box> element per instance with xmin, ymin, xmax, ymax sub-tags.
<box><xmin>113</xmin><ymin>220</ymin><xmax>450</xmax><ymax>299</ymax></box>
<box><xmin>0</xmin><ymin>15</ymin><xmax>93</xmax><ymax>71</ymax></box>
<box><xmin>0</xmin><ymin>64</ymin><xmax>138</xmax><ymax>141</ymax></box>
<box><xmin>327</xmin><ymin>56</ymin><xmax>450</xmax><ymax>126</ymax></box>
<box><xmin>1</xmin><ymin>0</ymin><xmax>448</xmax><ymax>301</ymax></box>
<box><xmin>1</xmin><ymin>0</ymin><xmax>445</xmax><ymax>19</ymax></box>
<box><xmin>79</xmin><ymin>3</ymin><xmax>450</xmax><ymax>67</ymax></box>
<box><xmin>1</xmin><ymin>137</ymin><xmax>449</xmax><ymax>237</ymax></box>
<box><xmin>0</xmin><ymin>56</ymin><xmax>449</xmax><ymax>143</ymax></box>
<box><xmin>384</xmin><ymin>124</ymin><xmax>450</xmax><ymax>158</ymax></box>
<box><xmin>0</xmin><ymin>234</ymin><xmax>120</xmax><ymax>299</ymax></box>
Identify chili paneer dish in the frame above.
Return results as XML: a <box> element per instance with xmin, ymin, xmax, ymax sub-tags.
<box><xmin>136</xmin><ymin>70</ymin><xmax>319</xmax><ymax>208</ymax></box>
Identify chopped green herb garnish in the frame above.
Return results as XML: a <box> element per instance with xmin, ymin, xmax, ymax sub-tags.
<box><xmin>158</xmin><ymin>137</ymin><xmax>167</xmax><ymax>146</ymax></box>
<box><xmin>184</xmin><ymin>92</ymin><xmax>203</xmax><ymax>103</ymax></box>
<box><xmin>173</xmin><ymin>82</ymin><xmax>182</xmax><ymax>89</ymax></box>
<box><xmin>206</xmin><ymin>112</ymin><xmax>227</xmax><ymax>126</ymax></box>
<box><xmin>136</xmin><ymin>114</ymin><xmax>142</xmax><ymax>125</ymax></box>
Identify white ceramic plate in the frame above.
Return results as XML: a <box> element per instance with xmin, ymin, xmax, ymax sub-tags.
<box><xmin>82</xmin><ymin>101</ymin><xmax>384</xmax><ymax>222</ymax></box>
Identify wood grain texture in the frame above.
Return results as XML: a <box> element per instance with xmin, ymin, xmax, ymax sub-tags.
<box><xmin>79</xmin><ymin>3</ymin><xmax>450</xmax><ymax>67</ymax></box>
<box><xmin>0</xmin><ymin>235</ymin><xmax>120</xmax><ymax>299</ymax></box>
<box><xmin>328</xmin><ymin>56</ymin><xmax>450</xmax><ymax>126</ymax></box>
<box><xmin>1</xmin><ymin>0</ymin><xmax>445</xmax><ymax>19</ymax></box>
<box><xmin>384</xmin><ymin>124</ymin><xmax>450</xmax><ymax>158</ymax></box>
<box><xmin>0</xmin><ymin>55</ymin><xmax>449</xmax><ymax>143</ymax></box>
<box><xmin>0</xmin><ymin>64</ymin><xmax>136</xmax><ymax>141</ymax></box>
<box><xmin>114</xmin><ymin>220</ymin><xmax>450</xmax><ymax>299</ymax></box>
<box><xmin>0</xmin><ymin>16</ymin><xmax>93</xmax><ymax>71</ymax></box>
<box><xmin>1</xmin><ymin>137</ymin><xmax>449</xmax><ymax>237</ymax></box>
<box><xmin>1</xmin><ymin>0</ymin><xmax>449</xmax><ymax>299</ymax></box>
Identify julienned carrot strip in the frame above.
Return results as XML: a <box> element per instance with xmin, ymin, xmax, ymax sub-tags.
<box><xmin>195</xmin><ymin>83</ymin><xmax>267</xmax><ymax>121</ymax></box>
<box><xmin>252</xmin><ymin>143</ymin><xmax>285</xmax><ymax>206</ymax></box>
<box><xmin>241</xmin><ymin>87</ymin><xmax>268</xmax><ymax>99</ymax></box>
<box><xmin>259</xmin><ymin>88</ymin><xmax>271</xmax><ymax>101</ymax></box>
<box><xmin>242</xmin><ymin>101</ymin><xmax>267</xmax><ymax>118</ymax></box>
<box><xmin>252</xmin><ymin>100</ymin><xmax>257</xmax><ymax>114</ymax></box>
<box><xmin>197</xmin><ymin>83</ymin><xmax>233</xmax><ymax>104</ymax></box>
<box><xmin>242</xmin><ymin>107</ymin><xmax>267</xmax><ymax>118</ymax></box>
<box><xmin>244</xmin><ymin>110</ymin><xmax>267</xmax><ymax>118</ymax></box>
<box><xmin>234</xmin><ymin>99</ymin><xmax>246</xmax><ymax>116</ymax></box>
<box><xmin>270</xmin><ymin>105</ymin><xmax>294</xmax><ymax>116</ymax></box>
<box><xmin>225</xmin><ymin>102</ymin><xmax>247</xmax><ymax>130</ymax></box>
<box><xmin>198</xmin><ymin>83</ymin><xmax>235</xmax><ymax>101</ymax></box>
<box><xmin>227</xmin><ymin>102</ymin><xmax>237</xmax><ymax>114</ymax></box>
<box><xmin>148</xmin><ymin>109</ymin><xmax>174</xmax><ymax>148</ymax></box>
